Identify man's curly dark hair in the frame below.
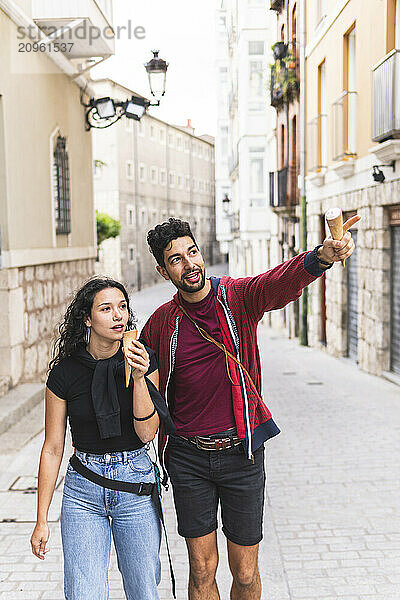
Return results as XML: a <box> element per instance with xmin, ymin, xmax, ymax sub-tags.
<box><xmin>49</xmin><ymin>277</ymin><xmax>135</xmax><ymax>370</ymax></box>
<box><xmin>147</xmin><ymin>218</ymin><xmax>198</xmax><ymax>267</ymax></box>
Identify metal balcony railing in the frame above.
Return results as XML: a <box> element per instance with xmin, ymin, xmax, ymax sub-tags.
<box><xmin>277</xmin><ymin>167</ymin><xmax>288</xmax><ymax>206</ymax></box>
<box><xmin>332</xmin><ymin>90</ymin><xmax>357</xmax><ymax>161</ymax></box>
<box><xmin>307</xmin><ymin>114</ymin><xmax>328</xmax><ymax>171</ymax></box>
<box><xmin>269</xmin><ymin>172</ymin><xmax>275</xmax><ymax>207</ymax></box>
<box><xmin>289</xmin><ymin>165</ymin><xmax>299</xmax><ymax>205</ymax></box>
<box><xmin>372</xmin><ymin>49</ymin><xmax>400</xmax><ymax>142</ymax></box>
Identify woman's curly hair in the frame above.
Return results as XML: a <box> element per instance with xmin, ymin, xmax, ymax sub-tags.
<box><xmin>147</xmin><ymin>217</ymin><xmax>197</xmax><ymax>267</ymax></box>
<box><xmin>49</xmin><ymin>277</ymin><xmax>135</xmax><ymax>370</ymax></box>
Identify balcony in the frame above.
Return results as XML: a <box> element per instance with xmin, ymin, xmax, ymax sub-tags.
<box><xmin>270</xmin><ymin>0</ymin><xmax>284</xmax><ymax>11</ymax></box>
<box><xmin>270</xmin><ymin>42</ymin><xmax>299</xmax><ymax>111</ymax></box>
<box><xmin>332</xmin><ymin>90</ymin><xmax>357</xmax><ymax>164</ymax></box>
<box><xmin>372</xmin><ymin>49</ymin><xmax>400</xmax><ymax>143</ymax></box>
<box><xmin>32</xmin><ymin>0</ymin><xmax>115</xmax><ymax>59</ymax></box>
<box><xmin>270</xmin><ymin>166</ymin><xmax>299</xmax><ymax>209</ymax></box>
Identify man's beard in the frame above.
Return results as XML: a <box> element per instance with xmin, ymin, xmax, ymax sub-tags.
<box><xmin>174</xmin><ymin>268</ymin><xmax>206</xmax><ymax>293</ymax></box>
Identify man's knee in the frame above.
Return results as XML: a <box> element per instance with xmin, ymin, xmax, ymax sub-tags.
<box><xmin>231</xmin><ymin>563</ymin><xmax>259</xmax><ymax>588</ymax></box>
<box><xmin>188</xmin><ymin>550</ymin><xmax>219</xmax><ymax>587</ymax></box>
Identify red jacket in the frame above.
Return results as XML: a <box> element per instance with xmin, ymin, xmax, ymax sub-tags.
<box><xmin>140</xmin><ymin>249</ymin><xmax>325</xmax><ymax>468</ymax></box>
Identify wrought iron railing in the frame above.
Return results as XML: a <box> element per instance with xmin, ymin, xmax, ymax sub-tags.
<box><xmin>277</xmin><ymin>167</ymin><xmax>288</xmax><ymax>206</ymax></box>
<box><xmin>332</xmin><ymin>90</ymin><xmax>357</xmax><ymax>161</ymax></box>
<box><xmin>269</xmin><ymin>172</ymin><xmax>275</xmax><ymax>207</ymax></box>
<box><xmin>372</xmin><ymin>49</ymin><xmax>400</xmax><ymax>142</ymax></box>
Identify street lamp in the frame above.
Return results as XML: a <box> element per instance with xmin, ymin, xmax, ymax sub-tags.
<box><xmin>145</xmin><ymin>50</ymin><xmax>169</xmax><ymax>104</ymax></box>
<box><xmin>82</xmin><ymin>50</ymin><xmax>168</xmax><ymax>130</ymax></box>
<box><xmin>222</xmin><ymin>193</ymin><xmax>231</xmax><ymax>214</ymax></box>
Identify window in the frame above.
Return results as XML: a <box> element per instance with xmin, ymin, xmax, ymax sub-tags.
<box><xmin>159</xmin><ymin>129</ymin><xmax>166</xmax><ymax>144</ymax></box>
<box><xmin>318</xmin><ymin>60</ymin><xmax>327</xmax><ymax>167</ymax></box>
<box><xmin>126</xmin><ymin>160</ymin><xmax>134</xmax><ymax>180</ymax></box>
<box><xmin>198</xmin><ymin>145</ymin><xmax>203</xmax><ymax>158</ymax></box>
<box><xmin>128</xmin><ymin>245</ymin><xmax>135</xmax><ymax>264</ymax></box>
<box><xmin>249</xmin><ymin>60</ymin><xmax>264</xmax><ymax>97</ymax></box>
<box><xmin>150</xmin><ymin>166</ymin><xmax>158</xmax><ymax>184</ymax></box>
<box><xmin>177</xmin><ymin>174</ymin><xmax>183</xmax><ymax>188</ymax></box>
<box><xmin>186</xmin><ymin>176</ymin><xmax>190</xmax><ymax>191</ymax></box>
<box><xmin>192</xmin><ymin>178</ymin><xmax>197</xmax><ymax>191</ymax></box>
<box><xmin>168</xmin><ymin>132</ymin><xmax>174</xmax><ymax>147</ymax></box>
<box><xmin>53</xmin><ymin>135</ymin><xmax>71</xmax><ymax>234</ymax></box>
<box><xmin>138</xmin><ymin>120</ymin><xmax>145</xmax><ymax>136</ymax></box>
<box><xmin>177</xmin><ymin>135</ymin><xmax>182</xmax><ymax>150</ymax></box>
<box><xmin>291</xmin><ymin>4</ymin><xmax>297</xmax><ymax>43</ymax></box>
<box><xmin>199</xmin><ymin>180</ymin><xmax>204</xmax><ymax>192</ymax></box>
<box><xmin>346</xmin><ymin>26</ymin><xmax>357</xmax><ymax>155</ymax></box>
<box><xmin>159</xmin><ymin>168</ymin><xmax>166</xmax><ymax>185</ymax></box>
<box><xmin>168</xmin><ymin>171</ymin><xmax>175</xmax><ymax>186</ymax></box>
<box><xmin>250</xmin><ymin>158</ymin><xmax>265</xmax><ymax>204</ymax></box>
<box><xmin>184</xmin><ymin>139</ymin><xmax>190</xmax><ymax>153</ymax></box>
<box><xmin>139</xmin><ymin>163</ymin><xmax>146</xmax><ymax>182</ymax></box>
<box><xmin>218</xmin><ymin>14</ymin><xmax>226</xmax><ymax>30</ymax></box>
<box><xmin>248</xmin><ymin>41</ymin><xmax>264</xmax><ymax>55</ymax></box>
<box><xmin>150</xmin><ymin>125</ymin><xmax>155</xmax><ymax>140</ymax></box>
<box><xmin>127</xmin><ymin>205</ymin><xmax>134</xmax><ymax>226</ymax></box>
<box><xmin>125</xmin><ymin>118</ymin><xmax>133</xmax><ymax>132</ymax></box>
<box><xmin>219</xmin><ymin>67</ymin><xmax>228</xmax><ymax>84</ymax></box>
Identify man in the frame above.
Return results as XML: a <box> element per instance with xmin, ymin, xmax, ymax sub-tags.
<box><xmin>140</xmin><ymin>216</ymin><xmax>358</xmax><ymax>600</ymax></box>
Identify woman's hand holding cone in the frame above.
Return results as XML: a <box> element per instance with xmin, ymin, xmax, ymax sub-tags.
<box><xmin>122</xmin><ymin>337</ymin><xmax>150</xmax><ymax>384</ymax></box>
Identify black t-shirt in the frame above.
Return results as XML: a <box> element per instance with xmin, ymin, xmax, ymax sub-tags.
<box><xmin>46</xmin><ymin>347</ymin><xmax>158</xmax><ymax>453</ymax></box>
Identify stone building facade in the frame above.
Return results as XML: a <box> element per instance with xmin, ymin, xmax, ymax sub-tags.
<box><xmin>305</xmin><ymin>0</ymin><xmax>400</xmax><ymax>379</ymax></box>
<box><xmin>92</xmin><ymin>79</ymin><xmax>220</xmax><ymax>291</ymax></box>
<box><xmin>0</xmin><ymin>0</ymin><xmax>114</xmax><ymax>391</ymax></box>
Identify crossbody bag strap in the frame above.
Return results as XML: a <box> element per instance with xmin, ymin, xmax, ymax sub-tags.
<box><xmin>177</xmin><ymin>303</ymin><xmax>259</xmax><ymax>396</ymax></box>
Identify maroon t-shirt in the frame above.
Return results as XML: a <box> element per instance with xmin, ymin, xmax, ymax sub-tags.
<box><xmin>172</xmin><ymin>288</ymin><xmax>235</xmax><ymax>436</ymax></box>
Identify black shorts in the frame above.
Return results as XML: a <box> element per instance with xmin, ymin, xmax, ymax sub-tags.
<box><xmin>167</xmin><ymin>436</ymin><xmax>266</xmax><ymax>546</ymax></box>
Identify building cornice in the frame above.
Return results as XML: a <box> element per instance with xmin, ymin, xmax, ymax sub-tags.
<box><xmin>1</xmin><ymin>246</ymin><xmax>97</xmax><ymax>269</ymax></box>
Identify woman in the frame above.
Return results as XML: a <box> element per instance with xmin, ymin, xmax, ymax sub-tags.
<box><xmin>30</xmin><ymin>278</ymin><xmax>174</xmax><ymax>600</ymax></box>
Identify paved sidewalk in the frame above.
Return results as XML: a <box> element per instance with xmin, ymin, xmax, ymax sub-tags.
<box><xmin>0</xmin><ymin>272</ymin><xmax>399</xmax><ymax>598</ymax></box>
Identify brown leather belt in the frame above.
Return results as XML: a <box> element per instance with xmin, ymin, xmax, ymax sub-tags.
<box><xmin>181</xmin><ymin>433</ymin><xmax>241</xmax><ymax>451</ymax></box>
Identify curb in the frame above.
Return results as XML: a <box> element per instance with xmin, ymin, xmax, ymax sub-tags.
<box><xmin>0</xmin><ymin>383</ymin><xmax>44</xmax><ymax>436</ymax></box>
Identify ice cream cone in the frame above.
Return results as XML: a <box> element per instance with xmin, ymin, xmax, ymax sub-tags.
<box><xmin>325</xmin><ymin>207</ymin><xmax>346</xmax><ymax>267</ymax></box>
<box><xmin>123</xmin><ymin>330</ymin><xmax>137</xmax><ymax>387</ymax></box>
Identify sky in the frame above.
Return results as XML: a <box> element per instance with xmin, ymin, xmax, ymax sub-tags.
<box><xmin>92</xmin><ymin>0</ymin><xmax>218</xmax><ymax>137</ymax></box>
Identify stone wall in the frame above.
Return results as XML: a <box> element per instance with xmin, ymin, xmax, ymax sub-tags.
<box><xmin>307</xmin><ymin>178</ymin><xmax>396</xmax><ymax>376</ymax></box>
<box><xmin>0</xmin><ymin>259</ymin><xmax>95</xmax><ymax>388</ymax></box>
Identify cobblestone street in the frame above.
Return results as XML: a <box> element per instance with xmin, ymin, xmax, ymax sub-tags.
<box><xmin>1</xmin><ymin>274</ymin><xmax>399</xmax><ymax>599</ymax></box>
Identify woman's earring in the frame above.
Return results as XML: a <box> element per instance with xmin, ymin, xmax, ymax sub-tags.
<box><xmin>85</xmin><ymin>326</ymin><xmax>91</xmax><ymax>344</ymax></box>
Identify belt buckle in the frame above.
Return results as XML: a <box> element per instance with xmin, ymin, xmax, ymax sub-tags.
<box><xmin>195</xmin><ymin>437</ymin><xmax>203</xmax><ymax>450</ymax></box>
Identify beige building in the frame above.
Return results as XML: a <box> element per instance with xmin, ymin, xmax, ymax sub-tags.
<box><xmin>305</xmin><ymin>0</ymin><xmax>400</xmax><ymax>379</ymax></box>
<box><xmin>0</xmin><ymin>0</ymin><xmax>114</xmax><ymax>390</ymax></box>
<box><xmin>92</xmin><ymin>79</ymin><xmax>220</xmax><ymax>291</ymax></box>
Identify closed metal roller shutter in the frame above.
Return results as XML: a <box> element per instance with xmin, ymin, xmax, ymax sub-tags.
<box><xmin>347</xmin><ymin>230</ymin><xmax>358</xmax><ymax>362</ymax></box>
<box><xmin>391</xmin><ymin>226</ymin><xmax>400</xmax><ymax>375</ymax></box>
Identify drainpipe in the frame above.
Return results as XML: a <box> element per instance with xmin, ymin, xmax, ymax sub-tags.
<box><xmin>299</xmin><ymin>0</ymin><xmax>308</xmax><ymax>346</ymax></box>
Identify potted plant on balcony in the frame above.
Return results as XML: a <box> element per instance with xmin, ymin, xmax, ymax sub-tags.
<box><xmin>270</xmin><ymin>61</ymin><xmax>284</xmax><ymax>108</ymax></box>
<box><xmin>272</xmin><ymin>41</ymin><xmax>287</xmax><ymax>61</ymax></box>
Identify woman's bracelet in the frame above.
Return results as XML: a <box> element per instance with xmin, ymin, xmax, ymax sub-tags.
<box><xmin>133</xmin><ymin>408</ymin><xmax>156</xmax><ymax>421</ymax></box>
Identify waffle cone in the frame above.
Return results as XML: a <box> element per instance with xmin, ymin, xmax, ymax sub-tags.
<box><xmin>325</xmin><ymin>207</ymin><xmax>345</xmax><ymax>266</ymax></box>
<box><xmin>123</xmin><ymin>330</ymin><xmax>137</xmax><ymax>387</ymax></box>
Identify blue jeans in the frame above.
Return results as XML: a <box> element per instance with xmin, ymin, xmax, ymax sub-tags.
<box><xmin>61</xmin><ymin>448</ymin><xmax>161</xmax><ymax>600</ymax></box>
